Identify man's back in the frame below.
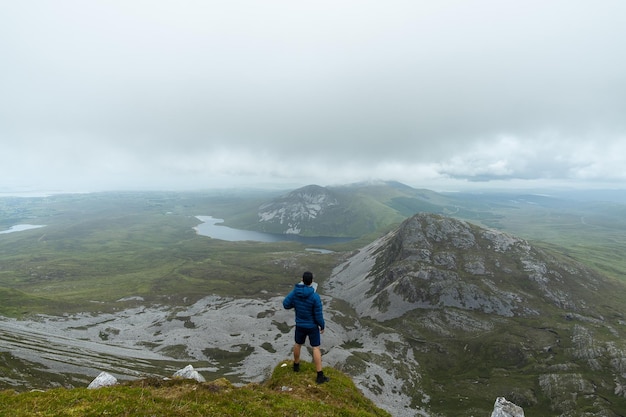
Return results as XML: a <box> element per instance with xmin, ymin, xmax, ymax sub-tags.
<box><xmin>283</xmin><ymin>282</ymin><xmax>325</xmax><ymax>330</ymax></box>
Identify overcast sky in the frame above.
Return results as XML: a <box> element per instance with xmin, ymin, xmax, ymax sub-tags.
<box><xmin>2</xmin><ymin>1</ymin><xmax>626</xmax><ymax>193</ymax></box>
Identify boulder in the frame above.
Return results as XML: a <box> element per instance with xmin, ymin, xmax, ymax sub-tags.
<box><xmin>173</xmin><ymin>364</ymin><xmax>206</xmax><ymax>383</ymax></box>
<box><xmin>491</xmin><ymin>397</ymin><xmax>524</xmax><ymax>417</ymax></box>
<box><xmin>87</xmin><ymin>371</ymin><xmax>118</xmax><ymax>389</ymax></box>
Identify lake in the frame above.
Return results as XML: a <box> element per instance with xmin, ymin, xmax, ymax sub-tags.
<box><xmin>0</xmin><ymin>224</ymin><xmax>46</xmax><ymax>234</ymax></box>
<box><xmin>193</xmin><ymin>216</ymin><xmax>353</xmax><ymax>247</ymax></box>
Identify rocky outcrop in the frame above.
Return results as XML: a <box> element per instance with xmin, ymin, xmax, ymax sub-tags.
<box><xmin>257</xmin><ymin>185</ymin><xmax>338</xmax><ymax>234</ymax></box>
<box><xmin>87</xmin><ymin>365</ymin><xmax>205</xmax><ymax>389</ymax></box>
<box><xmin>173</xmin><ymin>364</ymin><xmax>206</xmax><ymax>382</ymax></box>
<box><xmin>491</xmin><ymin>397</ymin><xmax>524</xmax><ymax>417</ymax></box>
<box><xmin>326</xmin><ymin>213</ymin><xmax>606</xmax><ymax>321</ymax></box>
<box><xmin>88</xmin><ymin>372</ymin><xmax>117</xmax><ymax>389</ymax></box>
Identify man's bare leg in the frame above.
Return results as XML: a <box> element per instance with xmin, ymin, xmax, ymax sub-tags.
<box><xmin>313</xmin><ymin>346</ymin><xmax>329</xmax><ymax>383</ymax></box>
<box><xmin>294</xmin><ymin>343</ymin><xmax>302</xmax><ymax>363</ymax></box>
<box><xmin>312</xmin><ymin>346</ymin><xmax>322</xmax><ymax>372</ymax></box>
<box><xmin>293</xmin><ymin>343</ymin><xmax>302</xmax><ymax>371</ymax></box>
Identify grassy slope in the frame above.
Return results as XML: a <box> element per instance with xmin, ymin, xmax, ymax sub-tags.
<box><xmin>0</xmin><ymin>192</ymin><xmax>344</xmax><ymax>317</ymax></box>
<box><xmin>0</xmin><ymin>362</ymin><xmax>391</xmax><ymax>417</ymax></box>
<box><xmin>473</xmin><ymin>199</ymin><xmax>626</xmax><ymax>283</ymax></box>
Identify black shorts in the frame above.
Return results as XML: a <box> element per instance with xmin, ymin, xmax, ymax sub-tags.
<box><xmin>294</xmin><ymin>326</ymin><xmax>321</xmax><ymax>347</ymax></box>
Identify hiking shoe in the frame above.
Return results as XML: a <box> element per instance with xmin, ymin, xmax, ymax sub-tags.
<box><xmin>316</xmin><ymin>375</ymin><xmax>330</xmax><ymax>384</ymax></box>
<box><xmin>293</xmin><ymin>363</ymin><xmax>300</xmax><ymax>372</ymax></box>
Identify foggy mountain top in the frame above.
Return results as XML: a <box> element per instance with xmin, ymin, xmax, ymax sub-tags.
<box><xmin>1</xmin><ymin>1</ymin><xmax>625</xmax><ymax>193</ymax></box>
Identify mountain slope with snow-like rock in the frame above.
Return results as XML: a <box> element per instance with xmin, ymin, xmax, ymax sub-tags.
<box><xmin>324</xmin><ymin>213</ymin><xmax>626</xmax><ymax>416</ymax></box>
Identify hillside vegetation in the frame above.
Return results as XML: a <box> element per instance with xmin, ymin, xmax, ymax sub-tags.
<box><xmin>0</xmin><ymin>362</ymin><xmax>390</xmax><ymax>417</ymax></box>
<box><xmin>0</xmin><ymin>191</ymin><xmax>344</xmax><ymax>317</ymax></box>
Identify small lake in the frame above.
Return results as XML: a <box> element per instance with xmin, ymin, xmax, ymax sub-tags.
<box><xmin>0</xmin><ymin>224</ymin><xmax>46</xmax><ymax>234</ymax></box>
<box><xmin>193</xmin><ymin>216</ymin><xmax>353</xmax><ymax>247</ymax></box>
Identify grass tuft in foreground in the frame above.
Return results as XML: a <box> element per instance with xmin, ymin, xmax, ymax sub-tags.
<box><xmin>0</xmin><ymin>361</ymin><xmax>391</xmax><ymax>417</ymax></box>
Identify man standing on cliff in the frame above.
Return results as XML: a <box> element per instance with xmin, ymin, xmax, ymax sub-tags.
<box><xmin>283</xmin><ymin>271</ymin><xmax>329</xmax><ymax>384</ymax></box>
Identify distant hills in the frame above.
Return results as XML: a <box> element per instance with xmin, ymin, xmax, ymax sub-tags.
<box><xmin>225</xmin><ymin>180</ymin><xmax>460</xmax><ymax>237</ymax></box>
<box><xmin>219</xmin><ymin>181</ymin><xmax>626</xmax><ymax>284</ymax></box>
<box><xmin>221</xmin><ymin>180</ymin><xmax>610</xmax><ymax>239</ymax></box>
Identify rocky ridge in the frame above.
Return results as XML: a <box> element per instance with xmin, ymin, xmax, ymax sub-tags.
<box><xmin>326</xmin><ymin>213</ymin><xmax>626</xmax><ymax>416</ymax></box>
<box><xmin>327</xmin><ymin>213</ymin><xmax>606</xmax><ymax>321</ymax></box>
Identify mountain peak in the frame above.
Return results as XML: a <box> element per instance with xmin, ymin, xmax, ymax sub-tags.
<box><xmin>257</xmin><ymin>185</ymin><xmax>338</xmax><ymax>235</ymax></box>
<box><xmin>327</xmin><ymin>212</ymin><xmax>606</xmax><ymax>321</ymax></box>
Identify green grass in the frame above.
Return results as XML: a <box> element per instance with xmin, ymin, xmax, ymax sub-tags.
<box><xmin>466</xmin><ymin>199</ymin><xmax>626</xmax><ymax>283</ymax></box>
<box><xmin>0</xmin><ymin>362</ymin><xmax>391</xmax><ymax>417</ymax></box>
<box><xmin>0</xmin><ymin>286</ymin><xmax>60</xmax><ymax>317</ymax></box>
<box><xmin>0</xmin><ymin>192</ymin><xmax>343</xmax><ymax>316</ymax></box>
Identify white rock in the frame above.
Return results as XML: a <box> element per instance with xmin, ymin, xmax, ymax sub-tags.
<box><xmin>173</xmin><ymin>364</ymin><xmax>206</xmax><ymax>382</ymax></box>
<box><xmin>87</xmin><ymin>371</ymin><xmax>118</xmax><ymax>389</ymax></box>
<box><xmin>491</xmin><ymin>397</ymin><xmax>525</xmax><ymax>417</ymax></box>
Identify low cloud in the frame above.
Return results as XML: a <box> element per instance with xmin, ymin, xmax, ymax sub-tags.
<box><xmin>1</xmin><ymin>1</ymin><xmax>626</xmax><ymax>192</ymax></box>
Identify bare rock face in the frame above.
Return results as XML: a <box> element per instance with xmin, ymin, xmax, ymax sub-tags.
<box><xmin>327</xmin><ymin>213</ymin><xmax>605</xmax><ymax>321</ymax></box>
<box><xmin>257</xmin><ymin>185</ymin><xmax>338</xmax><ymax>235</ymax></box>
<box><xmin>491</xmin><ymin>397</ymin><xmax>525</xmax><ymax>417</ymax></box>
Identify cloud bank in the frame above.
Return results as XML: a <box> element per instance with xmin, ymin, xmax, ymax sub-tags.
<box><xmin>1</xmin><ymin>0</ymin><xmax>626</xmax><ymax>192</ymax></box>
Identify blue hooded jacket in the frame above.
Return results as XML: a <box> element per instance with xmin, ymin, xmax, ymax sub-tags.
<box><xmin>283</xmin><ymin>283</ymin><xmax>325</xmax><ymax>330</ymax></box>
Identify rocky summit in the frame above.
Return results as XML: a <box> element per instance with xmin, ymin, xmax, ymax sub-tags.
<box><xmin>325</xmin><ymin>213</ymin><xmax>626</xmax><ymax>416</ymax></box>
<box><xmin>327</xmin><ymin>212</ymin><xmax>610</xmax><ymax>321</ymax></box>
